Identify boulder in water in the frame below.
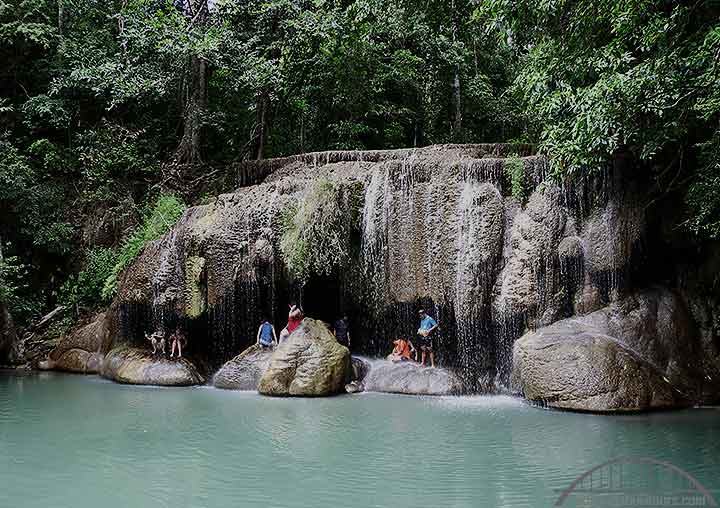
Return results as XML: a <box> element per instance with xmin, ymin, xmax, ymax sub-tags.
<box><xmin>511</xmin><ymin>311</ymin><xmax>692</xmax><ymax>412</ymax></box>
<box><xmin>258</xmin><ymin>318</ymin><xmax>351</xmax><ymax>396</ymax></box>
<box><xmin>40</xmin><ymin>312</ymin><xmax>110</xmax><ymax>373</ymax></box>
<box><xmin>101</xmin><ymin>346</ymin><xmax>205</xmax><ymax>386</ymax></box>
<box><xmin>213</xmin><ymin>344</ymin><xmax>274</xmax><ymax>390</ymax></box>
<box><xmin>363</xmin><ymin>361</ymin><xmax>461</xmax><ymax>395</ymax></box>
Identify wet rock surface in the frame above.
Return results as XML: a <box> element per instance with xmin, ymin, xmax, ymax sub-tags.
<box><xmin>351</xmin><ymin>356</ymin><xmax>371</xmax><ymax>382</ymax></box>
<box><xmin>213</xmin><ymin>344</ymin><xmax>274</xmax><ymax>390</ymax></box>
<box><xmin>363</xmin><ymin>361</ymin><xmax>461</xmax><ymax>395</ymax></box>
<box><xmin>258</xmin><ymin>319</ymin><xmax>350</xmax><ymax>396</ymax></box>
<box><xmin>511</xmin><ymin>287</ymin><xmax>710</xmax><ymax>412</ymax></box>
<box><xmin>101</xmin><ymin>347</ymin><xmax>205</xmax><ymax>386</ymax></box>
<box><xmin>103</xmin><ymin>145</ymin><xmax>716</xmax><ymax>399</ymax></box>
<box><xmin>40</xmin><ymin>312</ymin><xmax>110</xmax><ymax>374</ymax></box>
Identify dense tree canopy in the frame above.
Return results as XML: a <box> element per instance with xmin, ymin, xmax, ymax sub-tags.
<box><xmin>0</xmin><ymin>0</ymin><xmax>718</xmax><ymax>327</ymax></box>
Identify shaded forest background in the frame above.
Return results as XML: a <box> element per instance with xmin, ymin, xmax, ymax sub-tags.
<box><xmin>0</xmin><ymin>0</ymin><xmax>718</xmax><ymax>335</ymax></box>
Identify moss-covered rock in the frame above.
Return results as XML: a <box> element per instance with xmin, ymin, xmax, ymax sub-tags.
<box><xmin>258</xmin><ymin>318</ymin><xmax>350</xmax><ymax>396</ymax></box>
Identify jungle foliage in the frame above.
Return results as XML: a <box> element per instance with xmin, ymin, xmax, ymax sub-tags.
<box><xmin>0</xmin><ymin>0</ymin><xmax>718</xmax><ymax>325</ymax></box>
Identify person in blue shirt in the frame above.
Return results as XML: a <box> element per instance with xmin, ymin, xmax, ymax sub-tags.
<box><xmin>256</xmin><ymin>318</ymin><xmax>277</xmax><ymax>348</ymax></box>
<box><xmin>417</xmin><ymin>309</ymin><xmax>439</xmax><ymax>368</ymax></box>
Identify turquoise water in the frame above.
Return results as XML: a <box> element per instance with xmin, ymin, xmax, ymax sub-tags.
<box><xmin>0</xmin><ymin>372</ymin><xmax>717</xmax><ymax>508</ymax></box>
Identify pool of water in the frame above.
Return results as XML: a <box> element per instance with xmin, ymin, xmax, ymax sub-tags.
<box><xmin>0</xmin><ymin>372</ymin><xmax>717</xmax><ymax>508</ymax></box>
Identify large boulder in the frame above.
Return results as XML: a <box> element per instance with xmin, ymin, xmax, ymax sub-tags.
<box><xmin>39</xmin><ymin>312</ymin><xmax>110</xmax><ymax>373</ymax></box>
<box><xmin>511</xmin><ymin>290</ymin><xmax>701</xmax><ymax>412</ymax></box>
<box><xmin>363</xmin><ymin>361</ymin><xmax>461</xmax><ymax>395</ymax></box>
<box><xmin>101</xmin><ymin>346</ymin><xmax>205</xmax><ymax>386</ymax></box>
<box><xmin>258</xmin><ymin>319</ymin><xmax>350</xmax><ymax>396</ymax></box>
<box><xmin>213</xmin><ymin>344</ymin><xmax>273</xmax><ymax>390</ymax></box>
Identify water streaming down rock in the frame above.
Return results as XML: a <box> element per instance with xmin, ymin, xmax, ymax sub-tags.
<box><xmin>105</xmin><ymin>144</ymin><xmax>658</xmax><ymax>392</ymax></box>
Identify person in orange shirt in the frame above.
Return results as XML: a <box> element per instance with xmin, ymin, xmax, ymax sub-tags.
<box><xmin>387</xmin><ymin>337</ymin><xmax>415</xmax><ymax>363</ymax></box>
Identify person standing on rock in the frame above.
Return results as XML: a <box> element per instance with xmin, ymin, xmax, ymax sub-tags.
<box><xmin>279</xmin><ymin>303</ymin><xmax>304</xmax><ymax>344</ymax></box>
<box><xmin>332</xmin><ymin>315</ymin><xmax>351</xmax><ymax>349</ymax></box>
<box><xmin>170</xmin><ymin>327</ymin><xmax>187</xmax><ymax>359</ymax></box>
<box><xmin>417</xmin><ymin>309</ymin><xmax>438</xmax><ymax>368</ymax></box>
<box><xmin>256</xmin><ymin>318</ymin><xmax>277</xmax><ymax>348</ymax></box>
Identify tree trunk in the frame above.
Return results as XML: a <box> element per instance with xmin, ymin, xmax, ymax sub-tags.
<box><xmin>58</xmin><ymin>0</ymin><xmax>64</xmax><ymax>35</ymax></box>
<box><xmin>173</xmin><ymin>0</ymin><xmax>209</xmax><ymax>166</ymax></box>
<box><xmin>118</xmin><ymin>0</ymin><xmax>129</xmax><ymax>65</ymax></box>
<box><xmin>175</xmin><ymin>55</ymin><xmax>207</xmax><ymax>165</ymax></box>
<box><xmin>451</xmin><ymin>0</ymin><xmax>462</xmax><ymax>140</ymax></box>
<box><xmin>254</xmin><ymin>92</ymin><xmax>269</xmax><ymax>160</ymax></box>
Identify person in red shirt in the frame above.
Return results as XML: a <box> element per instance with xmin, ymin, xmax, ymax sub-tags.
<box><xmin>287</xmin><ymin>303</ymin><xmax>303</xmax><ymax>332</ymax></box>
<box><xmin>279</xmin><ymin>303</ymin><xmax>304</xmax><ymax>344</ymax></box>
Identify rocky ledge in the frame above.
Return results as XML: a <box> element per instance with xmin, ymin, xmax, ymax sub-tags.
<box><xmin>101</xmin><ymin>347</ymin><xmax>205</xmax><ymax>386</ymax></box>
<box><xmin>363</xmin><ymin>361</ymin><xmax>461</xmax><ymax>395</ymax></box>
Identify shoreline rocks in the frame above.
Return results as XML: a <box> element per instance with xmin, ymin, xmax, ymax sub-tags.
<box><xmin>101</xmin><ymin>346</ymin><xmax>205</xmax><ymax>386</ymax></box>
<box><xmin>39</xmin><ymin>312</ymin><xmax>110</xmax><ymax>374</ymax></box>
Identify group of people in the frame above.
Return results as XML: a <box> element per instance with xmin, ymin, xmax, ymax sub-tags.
<box><xmin>254</xmin><ymin>303</ymin><xmax>351</xmax><ymax>350</ymax></box>
<box><xmin>254</xmin><ymin>303</ymin><xmax>306</xmax><ymax>348</ymax></box>
<box><xmin>146</xmin><ymin>302</ymin><xmax>439</xmax><ymax>368</ymax></box>
<box><xmin>258</xmin><ymin>305</ymin><xmax>440</xmax><ymax>368</ymax></box>
<box><xmin>386</xmin><ymin>309</ymin><xmax>439</xmax><ymax>368</ymax></box>
<box><xmin>145</xmin><ymin>327</ymin><xmax>187</xmax><ymax>358</ymax></box>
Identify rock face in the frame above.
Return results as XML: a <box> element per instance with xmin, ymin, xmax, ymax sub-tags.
<box><xmin>511</xmin><ymin>287</ymin><xmax>711</xmax><ymax>411</ymax></box>
<box><xmin>363</xmin><ymin>361</ymin><xmax>461</xmax><ymax>395</ymax></box>
<box><xmin>101</xmin><ymin>347</ymin><xmax>205</xmax><ymax>386</ymax></box>
<box><xmin>102</xmin><ymin>144</ymin><xmax>719</xmax><ymax>401</ymax></box>
<box><xmin>258</xmin><ymin>319</ymin><xmax>350</xmax><ymax>396</ymax></box>
<box><xmin>213</xmin><ymin>344</ymin><xmax>273</xmax><ymax>390</ymax></box>
<box><xmin>40</xmin><ymin>312</ymin><xmax>110</xmax><ymax>373</ymax></box>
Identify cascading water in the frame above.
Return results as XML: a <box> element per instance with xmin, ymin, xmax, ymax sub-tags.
<box><xmin>112</xmin><ymin>144</ymin><xmax>646</xmax><ymax>392</ymax></box>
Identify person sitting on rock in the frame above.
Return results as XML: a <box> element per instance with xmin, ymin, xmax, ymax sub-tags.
<box><xmin>387</xmin><ymin>337</ymin><xmax>415</xmax><ymax>363</ymax></box>
<box><xmin>145</xmin><ymin>330</ymin><xmax>166</xmax><ymax>356</ymax></box>
<box><xmin>332</xmin><ymin>315</ymin><xmax>351</xmax><ymax>349</ymax></box>
<box><xmin>256</xmin><ymin>317</ymin><xmax>277</xmax><ymax>348</ymax></box>
<box><xmin>170</xmin><ymin>327</ymin><xmax>187</xmax><ymax>358</ymax></box>
<box><xmin>279</xmin><ymin>303</ymin><xmax>304</xmax><ymax>343</ymax></box>
<box><xmin>417</xmin><ymin>309</ymin><xmax>439</xmax><ymax>368</ymax></box>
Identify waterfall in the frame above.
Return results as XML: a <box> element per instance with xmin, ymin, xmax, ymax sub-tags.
<box><xmin>112</xmin><ymin>144</ymin><xmax>646</xmax><ymax>393</ymax></box>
